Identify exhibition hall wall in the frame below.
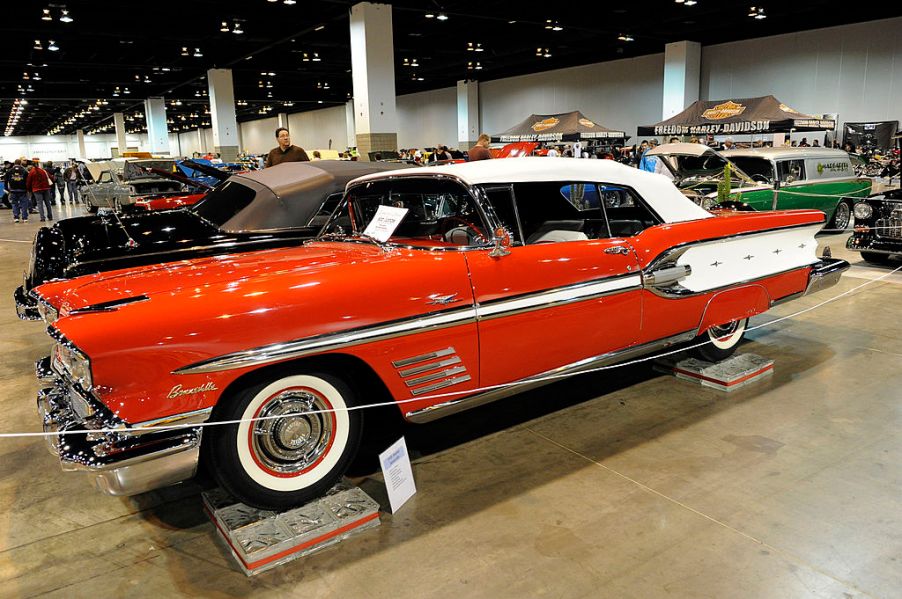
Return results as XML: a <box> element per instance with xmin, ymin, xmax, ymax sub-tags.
<box><xmin>701</xmin><ymin>17</ymin><xmax>902</xmax><ymax>125</ymax></box>
<box><xmin>0</xmin><ymin>133</ymin><xmax>179</xmax><ymax>163</ymax></box>
<box><xmin>4</xmin><ymin>16</ymin><xmax>899</xmax><ymax>160</ymax></box>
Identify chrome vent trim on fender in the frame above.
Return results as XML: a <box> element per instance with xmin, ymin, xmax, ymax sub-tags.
<box><xmin>393</xmin><ymin>347</ymin><xmax>471</xmax><ymax>396</ymax></box>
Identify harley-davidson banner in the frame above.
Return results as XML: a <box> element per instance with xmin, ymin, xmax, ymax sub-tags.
<box><xmin>638</xmin><ymin>95</ymin><xmax>836</xmax><ymax>136</ymax></box>
<box><xmin>493</xmin><ymin>111</ymin><xmax>628</xmax><ymax>143</ymax></box>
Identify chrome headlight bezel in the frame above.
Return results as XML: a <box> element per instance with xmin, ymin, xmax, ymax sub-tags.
<box><xmin>49</xmin><ymin>331</ymin><xmax>93</xmax><ymax>392</ymax></box>
<box><xmin>36</xmin><ymin>298</ymin><xmax>59</xmax><ymax>325</ymax></box>
<box><xmin>853</xmin><ymin>202</ymin><xmax>873</xmax><ymax>221</ymax></box>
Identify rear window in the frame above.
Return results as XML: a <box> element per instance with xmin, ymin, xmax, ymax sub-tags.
<box><xmin>191</xmin><ymin>181</ymin><xmax>256</xmax><ymax>227</ymax></box>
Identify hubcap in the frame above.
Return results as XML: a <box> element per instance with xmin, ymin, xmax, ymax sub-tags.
<box><xmin>251</xmin><ymin>390</ymin><xmax>333</xmax><ymax>475</ymax></box>
<box><xmin>709</xmin><ymin>320</ymin><xmax>740</xmax><ymax>341</ymax></box>
<box><xmin>835</xmin><ymin>203</ymin><xmax>851</xmax><ymax>230</ymax></box>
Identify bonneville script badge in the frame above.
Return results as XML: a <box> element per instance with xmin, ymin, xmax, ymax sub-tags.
<box><xmin>168</xmin><ymin>382</ymin><xmax>218</xmax><ymax>399</ymax></box>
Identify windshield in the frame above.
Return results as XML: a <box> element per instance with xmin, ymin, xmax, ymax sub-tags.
<box><xmin>323</xmin><ymin>178</ymin><xmax>489</xmax><ymax>247</ymax></box>
<box><xmin>728</xmin><ymin>157</ymin><xmax>774</xmax><ymax>182</ymax></box>
<box><xmin>123</xmin><ymin>159</ymin><xmax>177</xmax><ymax>180</ymax></box>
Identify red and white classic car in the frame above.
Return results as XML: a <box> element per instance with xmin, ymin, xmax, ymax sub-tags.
<box><xmin>32</xmin><ymin>158</ymin><xmax>847</xmax><ymax>509</ymax></box>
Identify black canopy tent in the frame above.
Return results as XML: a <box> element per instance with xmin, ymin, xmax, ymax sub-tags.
<box><xmin>638</xmin><ymin>95</ymin><xmax>836</xmax><ymax>136</ymax></box>
<box><xmin>491</xmin><ymin>111</ymin><xmax>628</xmax><ymax>143</ymax></box>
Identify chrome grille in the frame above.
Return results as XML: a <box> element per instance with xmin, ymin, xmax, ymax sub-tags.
<box><xmin>875</xmin><ymin>202</ymin><xmax>902</xmax><ymax>239</ymax></box>
<box><xmin>392</xmin><ymin>346</ymin><xmax>471</xmax><ymax>396</ymax></box>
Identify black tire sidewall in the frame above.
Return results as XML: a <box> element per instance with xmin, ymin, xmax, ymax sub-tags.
<box><xmin>692</xmin><ymin>319</ymin><xmax>748</xmax><ymax>362</ymax></box>
<box><xmin>206</xmin><ymin>370</ymin><xmax>362</xmax><ymax>510</ymax></box>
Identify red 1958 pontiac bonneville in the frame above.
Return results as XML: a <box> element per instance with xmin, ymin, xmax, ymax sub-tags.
<box><xmin>32</xmin><ymin>158</ymin><xmax>847</xmax><ymax>509</ymax></box>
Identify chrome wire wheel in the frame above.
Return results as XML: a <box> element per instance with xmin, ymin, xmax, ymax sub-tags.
<box><xmin>250</xmin><ymin>389</ymin><xmax>334</xmax><ymax>476</ymax></box>
<box><xmin>830</xmin><ymin>201</ymin><xmax>851</xmax><ymax>231</ymax></box>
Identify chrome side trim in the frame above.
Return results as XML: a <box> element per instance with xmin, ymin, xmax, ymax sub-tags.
<box><xmin>131</xmin><ymin>407</ymin><xmax>213</xmax><ymax>431</ymax></box>
<box><xmin>398</xmin><ymin>355</ymin><xmax>461</xmax><ymax>377</ymax></box>
<box><xmin>70</xmin><ymin>237</ymin><xmax>288</xmax><ymax>268</ymax></box>
<box><xmin>405</xmin><ymin>365</ymin><xmax>468</xmax><ymax>387</ymax></box>
<box><xmin>392</xmin><ymin>347</ymin><xmax>455</xmax><ymax>368</ymax></box>
<box><xmin>70</xmin><ymin>294</ymin><xmax>150</xmax><ymax>315</ymax></box>
<box><xmin>477</xmin><ymin>274</ymin><xmax>642</xmax><ymax>321</ymax></box>
<box><xmin>405</xmin><ymin>330</ymin><xmax>697</xmax><ymax>423</ymax></box>
<box><xmin>175</xmin><ymin>307</ymin><xmax>478</xmax><ymax>374</ymax></box>
<box><xmin>409</xmin><ymin>375</ymin><xmax>472</xmax><ymax>396</ymax></box>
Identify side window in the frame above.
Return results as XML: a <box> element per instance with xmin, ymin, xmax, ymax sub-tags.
<box><xmin>512</xmin><ymin>182</ymin><xmax>606</xmax><ymax>244</ymax></box>
<box><xmin>599</xmin><ymin>185</ymin><xmax>661</xmax><ymax>237</ymax></box>
<box><xmin>778</xmin><ymin>160</ymin><xmax>805</xmax><ymax>183</ymax></box>
<box><xmin>97</xmin><ymin>171</ymin><xmax>112</xmax><ymax>183</ymax></box>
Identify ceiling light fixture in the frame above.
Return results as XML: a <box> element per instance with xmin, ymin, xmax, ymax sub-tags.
<box><xmin>193</xmin><ymin>47</ymin><xmax>203</xmax><ymax>57</ymax></box>
<box><xmin>48</xmin><ymin>40</ymin><xmax>59</xmax><ymax>51</ymax></box>
<box><xmin>59</xmin><ymin>8</ymin><xmax>73</xmax><ymax>23</ymax></box>
<box><xmin>749</xmin><ymin>6</ymin><xmax>766</xmax><ymax>19</ymax></box>
<box><xmin>436</xmin><ymin>13</ymin><xmax>448</xmax><ymax>21</ymax></box>
<box><xmin>232</xmin><ymin>20</ymin><xmax>244</xmax><ymax>34</ymax></box>
<box><xmin>33</xmin><ymin>40</ymin><xmax>43</xmax><ymax>50</ymax></box>
<box><xmin>617</xmin><ymin>33</ymin><xmax>634</xmax><ymax>41</ymax></box>
<box><xmin>536</xmin><ymin>47</ymin><xmax>552</xmax><ymax>58</ymax></box>
<box><xmin>314</xmin><ymin>25</ymin><xmax>325</xmax><ymax>31</ymax></box>
<box><xmin>220</xmin><ymin>20</ymin><xmax>229</xmax><ymax>32</ymax></box>
<box><xmin>181</xmin><ymin>47</ymin><xmax>189</xmax><ymax>56</ymax></box>
<box><xmin>42</xmin><ymin>8</ymin><xmax>52</xmax><ymax>20</ymax></box>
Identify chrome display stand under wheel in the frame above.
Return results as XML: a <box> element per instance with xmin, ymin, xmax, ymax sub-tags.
<box><xmin>203</xmin><ymin>479</ymin><xmax>381</xmax><ymax>576</ymax></box>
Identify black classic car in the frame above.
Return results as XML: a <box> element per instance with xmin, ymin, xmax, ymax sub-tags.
<box><xmin>847</xmin><ymin>188</ymin><xmax>902</xmax><ymax>264</ymax></box>
<box><xmin>14</xmin><ymin>161</ymin><xmax>409</xmax><ymax>319</ymax></box>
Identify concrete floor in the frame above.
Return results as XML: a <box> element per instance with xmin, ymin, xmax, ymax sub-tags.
<box><xmin>0</xmin><ymin>204</ymin><xmax>899</xmax><ymax>598</ymax></box>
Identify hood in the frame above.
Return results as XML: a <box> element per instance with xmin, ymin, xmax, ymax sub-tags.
<box><xmin>646</xmin><ymin>143</ymin><xmax>756</xmax><ymax>186</ymax></box>
<box><xmin>39</xmin><ymin>241</ymin><xmax>387</xmax><ymax>315</ymax></box>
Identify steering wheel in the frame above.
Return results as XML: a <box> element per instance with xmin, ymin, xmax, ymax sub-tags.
<box><xmin>438</xmin><ymin>216</ymin><xmax>485</xmax><ymax>245</ymax></box>
<box><xmin>750</xmin><ymin>173</ymin><xmax>770</xmax><ymax>184</ymax></box>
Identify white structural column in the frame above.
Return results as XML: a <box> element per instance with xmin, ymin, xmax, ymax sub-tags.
<box><xmin>345</xmin><ymin>100</ymin><xmax>356</xmax><ymax>150</ymax></box>
<box><xmin>207</xmin><ymin>69</ymin><xmax>240</xmax><ymax>161</ymax></box>
<box><xmin>350</xmin><ymin>2</ymin><xmax>397</xmax><ymax>159</ymax></box>
<box><xmin>277</xmin><ymin>113</ymin><xmax>289</xmax><ymax>130</ymax></box>
<box><xmin>144</xmin><ymin>97</ymin><xmax>171</xmax><ymax>155</ymax></box>
<box><xmin>457</xmin><ymin>80</ymin><xmax>479</xmax><ymax>150</ymax></box>
<box><xmin>662</xmin><ymin>41</ymin><xmax>701</xmax><ymax>120</ymax></box>
<box><xmin>196</xmin><ymin>127</ymin><xmax>204</xmax><ymax>155</ymax></box>
<box><xmin>76</xmin><ymin>129</ymin><xmax>86</xmax><ymax>158</ymax></box>
<box><xmin>113</xmin><ymin>112</ymin><xmax>127</xmax><ymax>156</ymax></box>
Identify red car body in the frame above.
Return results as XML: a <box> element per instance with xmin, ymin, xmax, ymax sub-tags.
<box><xmin>131</xmin><ymin>191</ymin><xmax>207</xmax><ymax>211</ymax></box>
<box><xmin>32</xmin><ymin>158</ymin><xmax>848</xmax><ymax>508</ymax></box>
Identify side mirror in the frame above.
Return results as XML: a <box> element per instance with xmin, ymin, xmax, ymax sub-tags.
<box><xmin>488</xmin><ymin>226</ymin><xmax>512</xmax><ymax>258</ymax></box>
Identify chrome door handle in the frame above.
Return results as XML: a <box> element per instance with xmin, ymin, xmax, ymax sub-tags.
<box><xmin>604</xmin><ymin>246</ymin><xmax>631</xmax><ymax>255</ymax></box>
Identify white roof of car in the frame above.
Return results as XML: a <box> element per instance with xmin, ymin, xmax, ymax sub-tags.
<box><xmin>722</xmin><ymin>147</ymin><xmax>850</xmax><ymax>161</ymax></box>
<box><xmin>646</xmin><ymin>142</ymin><xmax>716</xmax><ymax>157</ymax></box>
<box><xmin>350</xmin><ymin>157</ymin><xmax>712</xmax><ymax>224</ymax></box>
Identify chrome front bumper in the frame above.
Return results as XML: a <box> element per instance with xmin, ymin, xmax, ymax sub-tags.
<box><xmin>36</xmin><ymin>362</ymin><xmax>201</xmax><ymax>496</ymax></box>
<box><xmin>14</xmin><ymin>285</ymin><xmax>39</xmax><ymax>321</ymax></box>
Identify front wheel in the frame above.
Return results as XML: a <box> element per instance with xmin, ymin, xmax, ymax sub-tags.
<box><xmin>691</xmin><ymin>319</ymin><xmax>748</xmax><ymax>363</ymax></box>
<box><xmin>827</xmin><ymin>200</ymin><xmax>852</xmax><ymax>232</ymax></box>
<box><xmin>206</xmin><ymin>371</ymin><xmax>362</xmax><ymax>510</ymax></box>
<box><xmin>860</xmin><ymin>251</ymin><xmax>892</xmax><ymax>265</ymax></box>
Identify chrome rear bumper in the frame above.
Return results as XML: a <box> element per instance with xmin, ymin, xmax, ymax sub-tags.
<box><xmin>14</xmin><ymin>285</ymin><xmax>39</xmax><ymax>321</ymax></box>
<box><xmin>804</xmin><ymin>258</ymin><xmax>850</xmax><ymax>297</ymax></box>
<box><xmin>36</xmin><ymin>366</ymin><xmax>201</xmax><ymax>496</ymax></box>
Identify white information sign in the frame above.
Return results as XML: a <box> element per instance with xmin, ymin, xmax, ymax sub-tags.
<box><xmin>378</xmin><ymin>436</ymin><xmax>417</xmax><ymax>514</ymax></box>
<box><xmin>362</xmin><ymin>205</ymin><xmax>408</xmax><ymax>242</ymax></box>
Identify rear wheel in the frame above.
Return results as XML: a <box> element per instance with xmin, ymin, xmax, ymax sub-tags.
<box><xmin>206</xmin><ymin>371</ymin><xmax>362</xmax><ymax>510</ymax></box>
<box><xmin>691</xmin><ymin>319</ymin><xmax>748</xmax><ymax>363</ymax></box>
<box><xmin>860</xmin><ymin>251</ymin><xmax>892</xmax><ymax>265</ymax></box>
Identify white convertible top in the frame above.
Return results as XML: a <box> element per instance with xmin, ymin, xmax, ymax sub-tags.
<box><xmin>350</xmin><ymin>157</ymin><xmax>712</xmax><ymax>223</ymax></box>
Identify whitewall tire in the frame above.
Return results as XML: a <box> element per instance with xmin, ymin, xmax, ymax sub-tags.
<box><xmin>207</xmin><ymin>371</ymin><xmax>362</xmax><ymax>510</ymax></box>
<box><xmin>692</xmin><ymin>318</ymin><xmax>748</xmax><ymax>362</ymax></box>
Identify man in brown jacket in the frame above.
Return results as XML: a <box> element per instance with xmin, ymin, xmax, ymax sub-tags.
<box><xmin>264</xmin><ymin>127</ymin><xmax>310</xmax><ymax>167</ymax></box>
<box><xmin>468</xmin><ymin>133</ymin><xmax>493</xmax><ymax>161</ymax></box>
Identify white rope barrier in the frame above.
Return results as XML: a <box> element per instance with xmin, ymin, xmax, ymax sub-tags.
<box><xmin>2</xmin><ymin>260</ymin><xmax>900</xmax><ymax>440</ymax></box>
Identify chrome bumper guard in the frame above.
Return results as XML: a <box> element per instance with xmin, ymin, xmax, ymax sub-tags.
<box><xmin>804</xmin><ymin>258</ymin><xmax>850</xmax><ymax>297</ymax></box>
<box><xmin>14</xmin><ymin>285</ymin><xmax>40</xmax><ymax>321</ymax></box>
<box><xmin>36</xmin><ymin>366</ymin><xmax>201</xmax><ymax>496</ymax></box>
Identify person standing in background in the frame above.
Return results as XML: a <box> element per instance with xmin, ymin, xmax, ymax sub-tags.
<box><xmin>264</xmin><ymin>128</ymin><xmax>309</xmax><ymax>167</ymax></box>
<box><xmin>27</xmin><ymin>160</ymin><xmax>53</xmax><ymax>221</ymax></box>
<box><xmin>64</xmin><ymin>161</ymin><xmax>80</xmax><ymax>204</ymax></box>
<box><xmin>4</xmin><ymin>158</ymin><xmax>29</xmax><ymax>222</ymax></box>
<box><xmin>468</xmin><ymin>134</ymin><xmax>493</xmax><ymax>161</ymax></box>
